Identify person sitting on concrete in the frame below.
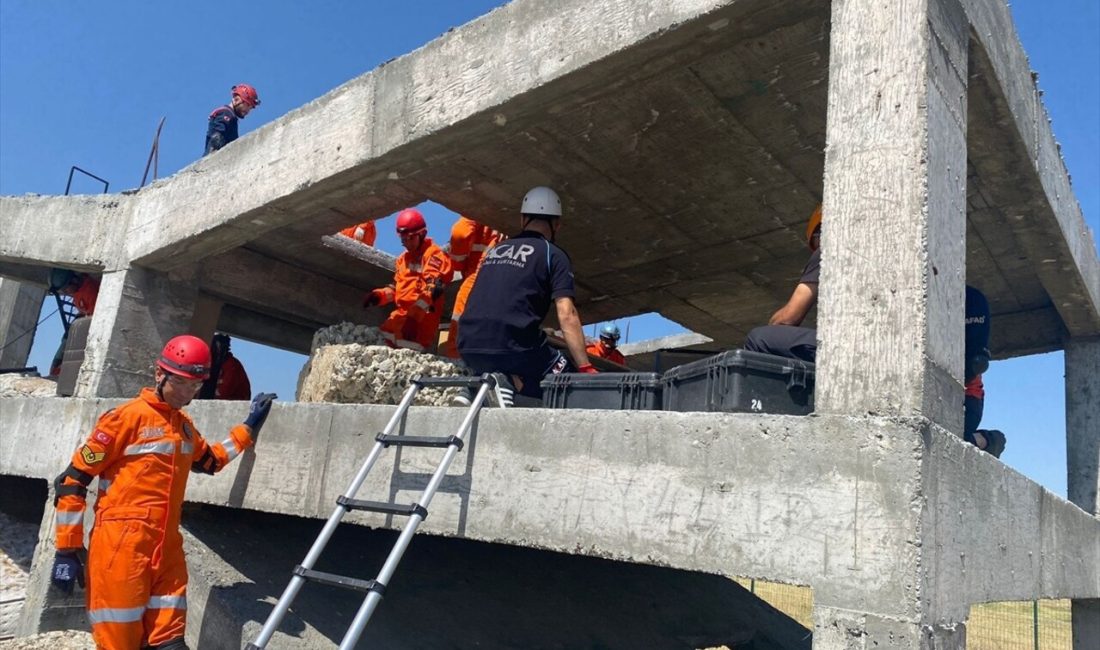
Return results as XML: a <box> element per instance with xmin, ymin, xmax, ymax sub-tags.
<box><xmin>456</xmin><ymin>186</ymin><xmax>596</xmax><ymax>406</ymax></box>
<box><xmin>364</xmin><ymin>208</ymin><xmax>454</xmax><ymax>352</ymax></box>
<box><xmin>47</xmin><ymin>268</ymin><xmax>100</xmax><ymax>377</ymax></box>
<box><xmin>339</xmin><ymin>220</ymin><xmax>378</xmax><ymax>247</ymax></box>
<box><xmin>961</xmin><ymin>285</ymin><xmax>1006</xmax><ymax>457</ymax></box>
<box><xmin>199</xmin><ymin>333</ymin><xmax>252</xmax><ymax>400</ymax></box>
<box><xmin>743</xmin><ymin>205</ymin><xmax>822</xmax><ymax>363</ymax></box>
<box><xmin>444</xmin><ymin>215</ymin><xmax>502</xmax><ymax>358</ymax></box>
<box><xmin>51</xmin><ymin>334</ymin><xmax>276</xmax><ymax>649</ymax></box>
<box><xmin>204</xmin><ymin>83</ymin><xmax>260</xmax><ymax>155</ymax></box>
<box><xmin>586</xmin><ymin>324</ymin><xmax>626</xmax><ymax>367</ymax></box>
<box><xmin>744</xmin><ymin>207</ymin><xmax>1006</xmax><ymax>457</ymax></box>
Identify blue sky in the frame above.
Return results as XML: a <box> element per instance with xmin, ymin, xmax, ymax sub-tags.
<box><xmin>1</xmin><ymin>2</ymin><xmax>1097</xmax><ymax>497</ymax></box>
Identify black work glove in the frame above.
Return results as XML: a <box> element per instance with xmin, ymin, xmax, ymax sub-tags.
<box><xmin>244</xmin><ymin>393</ymin><xmax>278</xmax><ymax>436</ymax></box>
<box><xmin>52</xmin><ymin>549</ymin><xmax>86</xmax><ymax>594</ymax></box>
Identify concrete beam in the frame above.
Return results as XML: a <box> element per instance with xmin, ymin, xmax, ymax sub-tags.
<box><xmin>962</xmin><ymin>0</ymin><xmax>1100</xmax><ymax>337</ymax></box>
<box><xmin>816</xmin><ymin>0</ymin><xmax>968</xmax><ymax>439</ymax></box>
<box><xmin>1066</xmin><ymin>337</ymin><xmax>1100</xmax><ymax>516</ymax></box>
<box><xmin>0</xmin><ymin>278</ymin><xmax>45</xmax><ymax>368</ymax></box>
<box><xmin>217</xmin><ymin>304</ymin><xmax>315</xmax><ymax>355</ymax></box>
<box><xmin>0</xmin><ymin>194</ymin><xmax>129</xmax><ymax>270</ymax></box>
<box><xmin>2</xmin><ymin>399</ymin><xmax>1096</xmax><ymax>608</ymax></box>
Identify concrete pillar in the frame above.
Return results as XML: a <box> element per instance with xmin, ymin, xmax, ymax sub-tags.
<box><xmin>0</xmin><ymin>277</ymin><xmax>47</xmax><ymax>369</ymax></box>
<box><xmin>75</xmin><ymin>265</ymin><xmax>203</xmax><ymax>398</ymax></box>
<box><xmin>813</xmin><ymin>0</ymin><xmax>969</xmax><ymax>645</ymax></box>
<box><xmin>1066</xmin><ymin>337</ymin><xmax>1100</xmax><ymax>649</ymax></box>
<box><xmin>15</xmin><ymin>501</ymin><xmax>93</xmax><ymax>636</ymax></box>
<box><xmin>815</xmin><ymin>0</ymin><xmax>969</xmax><ymax>437</ymax></box>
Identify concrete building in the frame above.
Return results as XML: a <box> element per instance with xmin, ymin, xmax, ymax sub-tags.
<box><xmin>1</xmin><ymin>0</ymin><xmax>1097</xmax><ymax>647</ymax></box>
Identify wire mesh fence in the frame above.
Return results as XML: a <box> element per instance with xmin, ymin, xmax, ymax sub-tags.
<box><xmin>731</xmin><ymin>579</ymin><xmax>1073</xmax><ymax>649</ymax></box>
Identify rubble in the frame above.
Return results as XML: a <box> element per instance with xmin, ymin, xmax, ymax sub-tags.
<box><xmin>297</xmin><ymin>323</ymin><xmax>467</xmax><ymax>405</ymax></box>
<box><xmin>0</xmin><ymin>374</ymin><xmax>55</xmax><ymax>398</ymax></box>
<box><xmin>0</xmin><ymin>630</ymin><xmax>94</xmax><ymax>649</ymax></box>
<box><xmin>0</xmin><ymin>512</ymin><xmax>37</xmax><ymax>640</ymax></box>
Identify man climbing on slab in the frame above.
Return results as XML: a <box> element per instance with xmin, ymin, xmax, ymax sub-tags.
<box><xmin>50</xmin><ymin>334</ymin><xmax>276</xmax><ymax>649</ymax></box>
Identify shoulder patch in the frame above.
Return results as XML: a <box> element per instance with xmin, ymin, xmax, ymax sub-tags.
<box><xmin>92</xmin><ymin>430</ymin><xmax>113</xmax><ymax>445</ymax></box>
<box><xmin>80</xmin><ymin>445</ymin><xmax>106</xmax><ymax>465</ymax></box>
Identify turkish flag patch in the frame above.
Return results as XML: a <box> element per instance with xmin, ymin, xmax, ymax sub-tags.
<box><xmin>93</xmin><ymin>430</ymin><xmax>113</xmax><ymax>445</ymax></box>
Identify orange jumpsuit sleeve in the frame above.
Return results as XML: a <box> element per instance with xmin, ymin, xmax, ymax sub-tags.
<box><xmin>585</xmin><ymin>343</ymin><xmax>601</xmax><ymax>359</ymax></box>
<box><xmin>54</xmin><ymin>409</ymin><xmax>130</xmax><ymax>549</ymax></box>
<box><xmin>189</xmin><ymin>420</ymin><xmax>255</xmax><ymax>476</ymax></box>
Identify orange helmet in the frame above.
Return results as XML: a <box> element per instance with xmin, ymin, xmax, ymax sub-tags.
<box><xmin>805</xmin><ymin>205</ymin><xmax>822</xmax><ymax>251</ymax></box>
<box><xmin>232</xmin><ymin>83</ymin><xmax>261</xmax><ymax>109</ymax></box>
<box><xmin>395</xmin><ymin>208</ymin><xmax>427</xmax><ymax>235</ymax></box>
<box><xmin>157</xmin><ymin>335</ymin><xmax>211</xmax><ymax>380</ymax></box>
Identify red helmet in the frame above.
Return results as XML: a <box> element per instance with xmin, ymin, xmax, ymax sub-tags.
<box><xmin>232</xmin><ymin>83</ymin><xmax>261</xmax><ymax>108</ymax></box>
<box><xmin>395</xmin><ymin>208</ymin><xmax>427</xmax><ymax>235</ymax></box>
<box><xmin>157</xmin><ymin>335</ymin><xmax>211</xmax><ymax>380</ymax></box>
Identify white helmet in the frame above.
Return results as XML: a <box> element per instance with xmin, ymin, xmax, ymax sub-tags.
<box><xmin>521</xmin><ymin>186</ymin><xmax>562</xmax><ymax>219</ymax></box>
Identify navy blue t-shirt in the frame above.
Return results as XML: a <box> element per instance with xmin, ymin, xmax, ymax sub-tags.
<box><xmin>965</xmin><ymin>285</ymin><xmax>990</xmax><ymax>358</ymax></box>
<box><xmin>204</xmin><ymin>106</ymin><xmax>239</xmax><ymax>155</ymax></box>
<box><xmin>457</xmin><ymin>231</ymin><xmax>575</xmax><ymax>355</ymax></box>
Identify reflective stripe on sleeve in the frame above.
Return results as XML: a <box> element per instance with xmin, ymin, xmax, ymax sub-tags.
<box><xmin>407</xmin><ymin>263</ymin><xmax>422</xmax><ymax>272</ymax></box>
<box><xmin>471</xmin><ymin>244</ymin><xmax>488</xmax><ymax>252</ymax></box>
<box><xmin>180</xmin><ymin>442</ymin><xmax>193</xmax><ymax>455</ymax></box>
<box><xmin>220</xmin><ymin>438</ymin><xmax>240</xmax><ymax>462</ymax></box>
<box><xmin>55</xmin><ymin>510</ymin><xmax>84</xmax><ymax>526</ymax></box>
<box><xmin>414</xmin><ymin>299</ymin><xmax>431</xmax><ymax>311</ymax></box>
<box><xmin>98</xmin><ymin>478</ymin><xmax>111</xmax><ymax>494</ymax></box>
<box><xmin>88</xmin><ymin>606</ymin><xmax>144</xmax><ymax>624</ymax></box>
<box><xmin>450</xmin><ymin>253</ymin><xmax>468</xmax><ymax>261</ymax></box>
<box><xmin>124</xmin><ymin>441</ymin><xmax>175</xmax><ymax>456</ymax></box>
<box><xmin>147</xmin><ymin>594</ymin><xmax>187</xmax><ymax>610</ymax></box>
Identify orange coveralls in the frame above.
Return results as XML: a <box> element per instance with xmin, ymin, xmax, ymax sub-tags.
<box><xmin>585</xmin><ymin>340</ymin><xmax>626</xmax><ymax>366</ymax></box>
<box><xmin>54</xmin><ymin>388</ymin><xmax>254</xmax><ymax>649</ymax></box>
<box><xmin>445</xmin><ymin>217</ymin><xmax>501</xmax><ymax>358</ymax></box>
<box><xmin>376</xmin><ymin>237</ymin><xmax>453</xmax><ymax>352</ymax></box>
<box><xmin>213</xmin><ymin>353</ymin><xmax>251</xmax><ymax>400</ymax></box>
<box><xmin>339</xmin><ymin>221</ymin><xmax>377</xmax><ymax>247</ymax></box>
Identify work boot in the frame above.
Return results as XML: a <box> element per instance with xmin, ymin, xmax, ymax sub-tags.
<box><xmin>490</xmin><ymin>373</ymin><xmax>515</xmax><ymax>408</ymax></box>
<box><xmin>976</xmin><ymin>429</ymin><xmax>1007</xmax><ymax>458</ymax></box>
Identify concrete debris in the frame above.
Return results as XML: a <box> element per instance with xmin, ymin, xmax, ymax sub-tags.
<box><xmin>308</xmin><ymin>321</ymin><xmax>388</xmax><ymax>351</ymax></box>
<box><xmin>298</xmin><ymin>344</ymin><xmax>467</xmax><ymax>405</ymax></box>
<box><xmin>0</xmin><ymin>374</ymin><xmax>55</xmax><ymax>399</ymax></box>
<box><xmin>0</xmin><ymin>513</ymin><xmax>37</xmax><ymax>640</ymax></box>
<box><xmin>0</xmin><ymin>630</ymin><xmax>94</xmax><ymax>649</ymax></box>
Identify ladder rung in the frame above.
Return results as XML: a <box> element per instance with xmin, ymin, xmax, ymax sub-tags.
<box><xmin>293</xmin><ymin>565</ymin><xmax>386</xmax><ymax>595</ymax></box>
<box><xmin>376</xmin><ymin>433</ymin><xmax>464</xmax><ymax>450</ymax></box>
<box><xmin>337</xmin><ymin>496</ymin><xmax>428</xmax><ymax>519</ymax></box>
<box><xmin>412</xmin><ymin>375</ymin><xmax>490</xmax><ymax>388</ymax></box>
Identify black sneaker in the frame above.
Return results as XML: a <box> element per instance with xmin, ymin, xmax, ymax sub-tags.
<box><xmin>976</xmin><ymin>429</ymin><xmax>1006</xmax><ymax>458</ymax></box>
<box><xmin>451</xmin><ymin>387</ymin><xmax>473</xmax><ymax>407</ymax></box>
<box><xmin>490</xmin><ymin>373</ymin><xmax>515</xmax><ymax>408</ymax></box>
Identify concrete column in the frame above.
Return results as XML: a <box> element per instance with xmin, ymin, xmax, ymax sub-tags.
<box><xmin>813</xmin><ymin>0</ymin><xmax>969</xmax><ymax>645</ymax></box>
<box><xmin>75</xmin><ymin>265</ymin><xmax>203</xmax><ymax>398</ymax></box>
<box><xmin>0</xmin><ymin>277</ymin><xmax>47</xmax><ymax>369</ymax></box>
<box><xmin>1066</xmin><ymin>337</ymin><xmax>1100</xmax><ymax>649</ymax></box>
<box><xmin>815</xmin><ymin>0</ymin><xmax>969</xmax><ymax>436</ymax></box>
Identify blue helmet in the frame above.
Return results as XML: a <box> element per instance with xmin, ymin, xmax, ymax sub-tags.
<box><xmin>599</xmin><ymin>324</ymin><xmax>621</xmax><ymax>342</ymax></box>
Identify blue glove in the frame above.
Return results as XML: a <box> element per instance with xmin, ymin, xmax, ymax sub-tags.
<box><xmin>52</xmin><ymin>549</ymin><xmax>85</xmax><ymax>594</ymax></box>
<box><xmin>244</xmin><ymin>393</ymin><xmax>277</xmax><ymax>436</ymax></box>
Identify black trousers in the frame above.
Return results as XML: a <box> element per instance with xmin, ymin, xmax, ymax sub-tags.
<box><xmin>744</xmin><ymin>325</ymin><xmax>817</xmax><ymax>363</ymax></box>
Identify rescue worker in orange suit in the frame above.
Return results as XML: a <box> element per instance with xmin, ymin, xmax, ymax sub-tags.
<box><xmin>364</xmin><ymin>208</ymin><xmax>454</xmax><ymax>352</ymax></box>
<box><xmin>50</xmin><ymin>335</ymin><xmax>276</xmax><ymax>650</ymax></box>
<box><xmin>744</xmin><ymin>206</ymin><xmax>1006</xmax><ymax>457</ymax></box>
<box><xmin>48</xmin><ymin>268</ymin><xmax>101</xmax><ymax>376</ymax></box>
<box><xmin>586</xmin><ymin>324</ymin><xmax>626</xmax><ymax>367</ymax></box>
<box><xmin>198</xmin><ymin>333</ymin><xmax>252</xmax><ymax>400</ymax></box>
<box><xmin>204</xmin><ymin>83</ymin><xmax>260</xmax><ymax>155</ymax></box>
<box><xmin>444</xmin><ymin>216</ymin><xmax>502</xmax><ymax>358</ymax></box>
<box><xmin>339</xmin><ymin>220</ymin><xmax>378</xmax><ymax>247</ymax></box>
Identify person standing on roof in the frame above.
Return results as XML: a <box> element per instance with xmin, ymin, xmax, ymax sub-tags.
<box><xmin>198</xmin><ymin>333</ymin><xmax>252</xmax><ymax>400</ymax></box>
<box><xmin>444</xmin><ymin>215</ymin><xmax>502</xmax><ymax>358</ymax></box>
<box><xmin>456</xmin><ymin>186</ymin><xmax>596</xmax><ymax>406</ymax></box>
<box><xmin>586</xmin><ymin>324</ymin><xmax>626</xmax><ymax>367</ymax></box>
<box><xmin>744</xmin><ymin>205</ymin><xmax>1005</xmax><ymax>456</ymax></box>
<box><xmin>47</xmin><ymin>268</ymin><xmax>100</xmax><ymax>376</ymax></box>
<box><xmin>50</xmin><ymin>335</ymin><xmax>276</xmax><ymax>650</ymax></box>
<box><xmin>204</xmin><ymin>83</ymin><xmax>260</xmax><ymax>155</ymax></box>
<box><xmin>339</xmin><ymin>221</ymin><xmax>378</xmax><ymax>247</ymax></box>
<box><xmin>364</xmin><ymin>208</ymin><xmax>453</xmax><ymax>352</ymax></box>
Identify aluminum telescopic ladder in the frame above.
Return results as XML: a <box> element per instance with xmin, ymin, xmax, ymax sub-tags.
<box><xmin>246</xmin><ymin>374</ymin><xmax>498</xmax><ymax>649</ymax></box>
